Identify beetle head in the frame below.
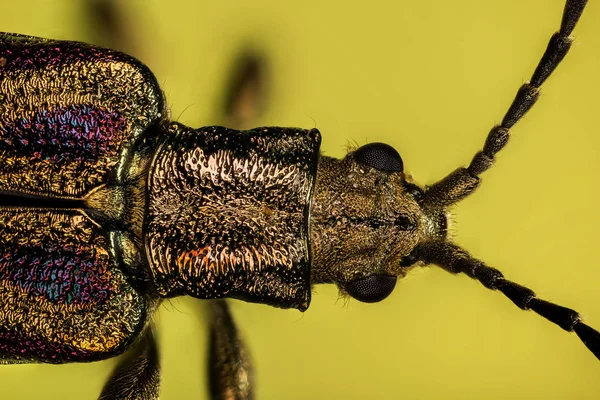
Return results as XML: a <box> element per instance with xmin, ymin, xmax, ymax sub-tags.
<box><xmin>310</xmin><ymin>143</ymin><xmax>453</xmax><ymax>302</ymax></box>
<box><xmin>307</xmin><ymin>136</ymin><xmax>600</xmax><ymax>363</ymax></box>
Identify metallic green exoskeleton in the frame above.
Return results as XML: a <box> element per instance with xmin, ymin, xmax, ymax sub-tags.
<box><xmin>0</xmin><ymin>0</ymin><xmax>598</xmax><ymax>399</ymax></box>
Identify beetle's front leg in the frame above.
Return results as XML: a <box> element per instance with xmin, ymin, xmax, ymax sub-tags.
<box><xmin>208</xmin><ymin>300</ymin><xmax>254</xmax><ymax>400</ymax></box>
<box><xmin>99</xmin><ymin>326</ymin><xmax>161</xmax><ymax>400</ymax></box>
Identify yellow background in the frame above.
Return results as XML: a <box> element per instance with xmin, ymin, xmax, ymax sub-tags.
<box><xmin>1</xmin><ymin>0</ymin><xmax>600</xmax><ymax>399</ymax></box>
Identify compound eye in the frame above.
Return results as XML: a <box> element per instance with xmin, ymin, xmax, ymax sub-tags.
<box><xmin>343</xmin><ymin>275</ymin><xmax>397</xmax><ymax>303</ymax></box>
<box><xmin>354</xmin><ymin>143</ymin><xmax>403</xmax><ymax>173</ymax></box>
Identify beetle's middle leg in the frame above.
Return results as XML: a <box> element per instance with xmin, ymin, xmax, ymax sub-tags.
<box><xmin>208</xmin><ymin>300</ymin><xmax>254</xmax><ymax>400</ymax></box>
<box><xmin>99</xmin><ymin>326</ymin><xmax>161</xmax><ymax>400</ymax></box>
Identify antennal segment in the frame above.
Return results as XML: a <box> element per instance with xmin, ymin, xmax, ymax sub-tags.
<box><xmin>424</xmin><ymin>0</ymin><xmax>587</xmax><ymax>209</ymax></box>
<box><xmin>416</xmin><ymin>240</ymin><xmax>600</xmax><ymax>360</ymax></box>
<box><xmin>468</xmin><ymin>0</ymin><xmax>587</xmax><ymax>177</ymax></box>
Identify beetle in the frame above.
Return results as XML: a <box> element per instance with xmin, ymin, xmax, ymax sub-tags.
<box><xmin>1</xmin><ymin>0</ymin><xmax>600</xmax><ymax>400</ymax></box>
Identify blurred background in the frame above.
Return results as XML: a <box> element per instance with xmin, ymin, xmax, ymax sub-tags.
<box><xmin>1</xmin><ymin>0</ymin><xmax>600</xmax><ymax>399</ymax></box>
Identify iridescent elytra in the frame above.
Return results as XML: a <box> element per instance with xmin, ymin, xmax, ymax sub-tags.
<box><xmin>1</xmin><ymin>0</ymin><xmax>594</xmax><ymax>400</ymax></box>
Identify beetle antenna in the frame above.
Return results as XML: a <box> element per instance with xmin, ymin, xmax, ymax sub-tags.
<box><xmin>422</xmin><ymin>0</ymin><xmax>587</xmax><ymax>210</ymax></box>
<box><xmin>415</xmin><ymin>240</ymin><xmax>600</xmax><ymax>360</ymax></box>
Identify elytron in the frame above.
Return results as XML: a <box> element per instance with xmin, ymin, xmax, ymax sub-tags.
<box><xmin>0</xmin><ymin>0</ymin><xmax>597</xmax><ymax>399</ymax></box>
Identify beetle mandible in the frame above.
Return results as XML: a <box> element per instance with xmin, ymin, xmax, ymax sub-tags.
<box><xmin>1</xmin><ymin>0</ymin><xmax>600</xmax><ymax>400</ymax></box>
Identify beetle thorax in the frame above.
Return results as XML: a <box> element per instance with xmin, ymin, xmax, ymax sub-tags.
<box><xmin>143</xmin><ymin>124</ymin><xmax>321</xmax><ymax>310</ymax></box>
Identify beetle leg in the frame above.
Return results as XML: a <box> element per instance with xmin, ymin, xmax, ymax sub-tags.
<box><xmin>220</xmin><ymin>51</ymin><xmax>269</xmax><ymax>130</ymax></box>
<box><xmin>208</xmin><ymin>300</ymin><xmax>254</xmax><ymax>400</ymax></box>
<box><xmin>99</xmin><ymin>326</ymin><xmax>161</xmax><ymax>400</ymax></box>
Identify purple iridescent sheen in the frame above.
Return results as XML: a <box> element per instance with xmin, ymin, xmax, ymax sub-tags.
<box><xmin>1</xmin><ymin>104</ymin><xmax>127</xmax><ymax>162</ymax></box>
<box><xmin>0</xmin><ymin>329</ymin><xmax>94</xmax><ymax>362</ymax></box>
<box><xmin>0</xmin><ymin>209</ymin><xmax>112</xmax><ymax>305</ymax></box>
<box><xmin>0</xmin><ymin>37</ymin><xmax>118</xmax><ymax>72</ymax></box>
<box><xmin>0</xmin><ymin>244</ymin><xmax>111</xmax><ymax>305</ymax></box>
